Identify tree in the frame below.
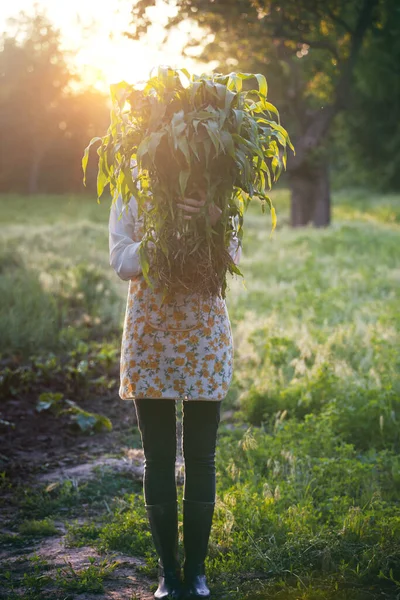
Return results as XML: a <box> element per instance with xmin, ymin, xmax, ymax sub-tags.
<box><xmin>126</xmin><ymin>0</ymin><xmax>381</xmax><ymax>226</ymax></box>
<box><xmin>0</xmin><ymin>11</ymin><xmax>73</xmax><ymax>193</ymax></box>
<box><xmin>0</xmin><ymin>9</ymin><xmax>109</xmax><ymax>194</ymax></box>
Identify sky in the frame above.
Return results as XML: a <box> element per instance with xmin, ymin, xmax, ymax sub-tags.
<box><xmin>0</xmin><ymin>0</ymin><xmax>217</xmax><ymax>92</ymax></box>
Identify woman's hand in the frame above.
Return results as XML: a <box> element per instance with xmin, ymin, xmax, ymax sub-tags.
<box><xmin>176</xmin><ymin>190</ymin><xmax>222</xmax><ymax>227</ymax></box>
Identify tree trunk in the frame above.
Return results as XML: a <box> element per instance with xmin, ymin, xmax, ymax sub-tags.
<box><xmin>289</xmin><ymin>162</ymin><xmax>331</xmax><ymax>227</ymax></box>
<box><xmin>28</xmin><ymin>152</ymin><xmax>42</xmax><ymax>194</ymax></box>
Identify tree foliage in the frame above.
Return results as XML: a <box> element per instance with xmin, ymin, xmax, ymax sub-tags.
<box><xmin>127</xmin><ymin>0</ymin><xmax>382</xmax><ymax>226</ymax></box>
<box><xmin>333</xmin><ymin>0</ymin><xmax>400</xmax><ymax>190</ymax></box>
<box><xmin>0</xmin><ymin>9</ymin><xmax>108</xmax><ymax>194</ymax></box>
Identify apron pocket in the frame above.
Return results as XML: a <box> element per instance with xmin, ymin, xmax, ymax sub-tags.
<box><xmin>144</xmin><ymin>287</ymin><xmax>202</xmax><ymax>332</ymax></box>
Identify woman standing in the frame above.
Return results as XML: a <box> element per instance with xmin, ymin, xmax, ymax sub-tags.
<box><xmin>109</xmin><ymin>181</ymin><xmax>241</xmax><ymax>599</ymax></box>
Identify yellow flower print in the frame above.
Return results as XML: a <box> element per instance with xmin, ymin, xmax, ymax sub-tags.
<box><xmin>119</xmin><ymin>274</ymin><xmax>235</xmax><ymax>401</ymax></box>
<box><xmin>173</xmin><ymin>379</ymin><xmax>185</xmax><ymax>392</ymax></box>
<box><xmin>126</xmin><ymin>383</ymin><xmax>135</xmax><ymax>395</ymax></box>
<box><xmin>147</xmin><ymin>386</ymin><xmax>161</xmax><ymax>397</ymax></box>
<box><xmin>173</xmin><ymin>310</ymin><xmax>185</xmax><ymax>322</ymax></box>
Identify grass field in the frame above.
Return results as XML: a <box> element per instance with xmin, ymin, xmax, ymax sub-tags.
<box><xmin>0</xmin><ymin>189</ymin><xmax>399</xmax><ymax>599</ymax></box>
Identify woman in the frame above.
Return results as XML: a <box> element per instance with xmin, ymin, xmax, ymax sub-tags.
<box><xmin>109</xmin><ymin>177</ymin><xmax>241</xmax><ymax>599</ymax></box>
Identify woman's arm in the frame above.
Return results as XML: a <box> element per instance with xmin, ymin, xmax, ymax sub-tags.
<box><xmin>109</xmin><ymin>194</ymin><xmax>143</xmax><ymax>280</ymax></box>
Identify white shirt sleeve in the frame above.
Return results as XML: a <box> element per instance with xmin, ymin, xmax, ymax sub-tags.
<box><xmin>227</xmin><ymin>220</ymin><xmax>242</xmax><ymax>266</ymax></box>
<box><xmin>109</xmin><ymin>194</ymin><xmax>142</xmax><ymax>280</ymax></box>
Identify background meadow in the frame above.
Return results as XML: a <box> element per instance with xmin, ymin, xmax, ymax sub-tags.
<box><xmin>1</xmin><ymin>189</ymin><xmax>399</xmax><ymax>599</ymax></box>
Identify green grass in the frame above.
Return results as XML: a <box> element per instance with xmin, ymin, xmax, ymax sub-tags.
<box><xmin>18</xmin><ymin>518</ymin><xmax>59</xmax><ymax>537</ymax></box>
<box><xmin>1</xmin><ymin>189</ymin><xmax>400</xmax><ymax>598</ymax></box>
<box><xmin>0</xmin><ymin>193</ymin><xmax>123</xmax><ymax>357</ymax></box>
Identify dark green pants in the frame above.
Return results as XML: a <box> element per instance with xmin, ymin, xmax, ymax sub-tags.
<box><xmin>134</xmin><ymin>399</ymin><xmax>222</xmax><ymax>504</ymax></box>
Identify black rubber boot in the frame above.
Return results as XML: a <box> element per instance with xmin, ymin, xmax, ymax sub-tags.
<box><xmin>182</xmin><ymin>499</ymin><xmax>215</xmax><ymax>599</ymax></box>
<box><xmin>145</xmin><ymin>501</ymin><xmax>183</xmax><ymax>600</ymax></box>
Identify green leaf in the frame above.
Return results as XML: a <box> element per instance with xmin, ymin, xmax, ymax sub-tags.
<box><xmin>202</xmin><ymin>138</ymin><xmax>212</xmax><ymax>169</ymax></box>
<box><xmin>137</xmin><ymin>135</ymin><xmax>150</xmax><ymax>162</ymax></box>
<box><xmin>177</xmin><ymin>68</ymin><xmax>191</xmax><ymax>88</ymax></box>
<box><xmin>74</xmin><ymin>411</ymin><xmax>97</xmax><ymax>432</ymax></box>
<box><xmin>270</xmin><ymin>205</ymin><xmax>277</xmax><ymax>233</ymax></box>
<box><xmin>110</xmin><ymin>81</ymin><xmax>131</xmax><ymax>109</ymax></box>
<box><xmin>36</xmin><ymin>392</ymin><xmax>63</xmax><ymax>413</ymax></box>
<box><xmin>230</xmin><ymin>262</ymin><xmax>243</xmax><ymax>276</ymax></box>
<box><xmin>233</xmin><ymin>109</ymin><xmax>245</xmax><ymax>133</ymax></box>
<box><xmin>97</xmin><ymin>159</ymin><xmax>109</xmax><ymax>201</ymax></box>
<box><xmin>82</xmin><ymin>137</ymin><xmax>101</xmax><ymax>186</ymax></box>
<box><xmin>220</xmin><ymin>131</ymin><xmax>236</xmax><ymax>159</ymax></box>
<box><xmin>254</xmin><ymin>73</ymin><xmax>268</xmax><ymax>99</ymax></box>
<box><xmin>179</xmin><ymin>169</ymin><xmax>190</xmax><ymax>197</ymax></box>
<box><xmin>204</xmin><ymin>120</ymin><xmax>221</xmax><ymax>154</ymax></box>
<box><xmin>177</xmin><ymin>136</ymin><xmax>191</xmax><ymax>165</ymax></box>
<box><xmin>227</xmin><ymin>73</ymin><xmax>243</xmax><ymax>93</ymax></box>
<box><xmin>139</xmin><ymin>242</ymin><xmax>151</xmax><ymax>284</ymax></box>
<box><xmin>148</xmin><ymin>131</ymin><xmax>164</xmax><ymax>162</ymax></box>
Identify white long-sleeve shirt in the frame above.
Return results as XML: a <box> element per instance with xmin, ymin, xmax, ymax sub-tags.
<box><xmin>109</xmin><ymin>193</ymin><xmax>242</xmax><ymax>281</ymax></box>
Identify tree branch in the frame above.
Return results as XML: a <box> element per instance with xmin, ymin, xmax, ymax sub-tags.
<box><xmin>326</xmin><ymin>8</ymin><xmax>354</xmax><ymax>34</ymax></box>
<box><xmin>335</xmin><ymin>0</ymin><xmax>379</xmax><ymax>110</ymax></box>
<box><xmin>288</xmin><ymin>0</ymin><xmax>379</xmax><ymax>173</ymax></box>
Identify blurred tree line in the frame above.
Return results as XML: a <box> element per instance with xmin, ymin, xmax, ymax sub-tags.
<box><xmin>0</xmin><ymin>11</ymin><xmax>108</xmax><ymax>195</ymax></box>
<box><xmin>0</xmin><ymin>1</ymin><xmax>399</xmax><ymax>226</ymax></box>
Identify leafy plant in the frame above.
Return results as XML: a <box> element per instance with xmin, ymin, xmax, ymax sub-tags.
<box><xmin>18</xmin><ymin>518</ymin><xmax>59</xmax><ymax>537</ymax></box>
<box><xmin>36</xmin><ymin>392</ymin><xmax>112</xmax><ymax>433</ymax></box>
<box><xmin>83</xmin><ymin>66</ymin><xmax>293</xmax><ymax>299</ymax></box>
<box><xmin>64</xmin><ymin>399</ymin><xmax>112</xmax><ymax>433</ymax></box>
<box><xmin>55</xmin><ymin>556</ymin><xmax>119</xmax><ymax>593</ymax></box>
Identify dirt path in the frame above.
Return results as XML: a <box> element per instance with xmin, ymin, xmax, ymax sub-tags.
<box><xmin>0</xmin><ymin>387</ymin><xmax>186</xmax><ymax>599</ymax></box>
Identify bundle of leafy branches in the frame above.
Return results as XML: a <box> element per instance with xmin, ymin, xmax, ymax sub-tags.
<box><xmin>83</xmin><ymin>66</ymin><xmax>293</xmax><ymax>300</ymax></box>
